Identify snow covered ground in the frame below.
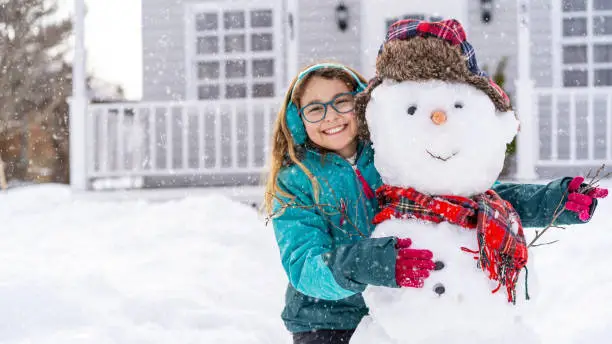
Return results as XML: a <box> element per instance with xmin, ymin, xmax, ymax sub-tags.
<box><xmin>1</xmin><ymin>182</ymin><xmax>611</xmax><ymax>343</ymax></box>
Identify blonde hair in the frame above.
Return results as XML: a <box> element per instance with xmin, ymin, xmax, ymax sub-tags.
<box><xmin>263</xmin><ymin>62</ymin><xmax>369</xmax><ymax>214</ymax></box>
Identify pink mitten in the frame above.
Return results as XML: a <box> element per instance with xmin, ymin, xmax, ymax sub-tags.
<box><xmin>395</xmin><ymin>238</ymin><xmax>436</xmax><ymax>288</ymax></box>
<box><xmin>566</xmin><ymin>176</ymin><xmax>608</xmax><ymax>221</ymax></box>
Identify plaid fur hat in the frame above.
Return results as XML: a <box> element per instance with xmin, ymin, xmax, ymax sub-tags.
<box><xmin>356</xmin><ymin>19</ymin><xmax>511</xmax><ymax>115</ymax></box>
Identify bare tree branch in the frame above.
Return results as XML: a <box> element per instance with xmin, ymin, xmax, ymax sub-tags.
<box><xmin>530</xmin><ymin>240</ymin><xmax>560</xmax><ymax>248</ymax></box>
<box><xmin>265</xmin><ymin>191</ymin><xmax>369</xmax><ymax>239</ymax></box>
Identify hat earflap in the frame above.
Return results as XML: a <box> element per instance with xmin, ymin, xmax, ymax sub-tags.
<box><xmin>286</xmin><ymin>101</ymin><xmax>307</xmax><ymax>145</ymax></box>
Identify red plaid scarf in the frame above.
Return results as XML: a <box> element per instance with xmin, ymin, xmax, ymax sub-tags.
<box><xmin>374</xmin><ymin>185</ymin><xmax>528</xmax><ymax>303</ymax></box>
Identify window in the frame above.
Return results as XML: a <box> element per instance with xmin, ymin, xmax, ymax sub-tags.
<box><xmin>560</xmin><ymin>0</ymin><xmax>612</xmax><ymax>87</ymax></box>
<box><xmin>187</xmin><ymin>1</ymin><xmax>281</xmax><ymax>100</ymax></box>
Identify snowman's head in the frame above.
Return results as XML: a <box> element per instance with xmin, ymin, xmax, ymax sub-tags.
<box><xmin>354</xmin><ymin>18</ymin><xmax>517</xmax><ymax>196</ymax></box>
<box><xmin>365</xmin><ymin>79</ymin><xmax>518</xmax><ymax>196</ymax></box>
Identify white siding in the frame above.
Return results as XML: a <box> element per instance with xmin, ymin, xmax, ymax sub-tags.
<box><xmin>297</xmin><ymin>0</ymin><xmax>362</xmax><ymax>71</ymax></box>
<box><xmin>142</xmin><ymin>0</ymin><xmax>190</xmax><ymax>101</ymax></box>
<box><xmin>467</xmin><ymin>0</ymin><xmax>519</xmax><ymax>98</ymax></box>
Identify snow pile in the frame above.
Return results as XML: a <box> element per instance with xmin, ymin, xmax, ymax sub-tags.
<box><xmin>0</xmin><ymin>183</ymin><xmax>611</xmax><ymax>343</ymax></box>
<box><xmin>0</xmin><ymin>185</ymin><xmax>289</xmax><ymax>344</ymax></box>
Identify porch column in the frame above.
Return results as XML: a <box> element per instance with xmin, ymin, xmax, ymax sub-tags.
<box><xmin>286</xmin><ymin>0</ymin><xmax>299</xmax><ymax>87</ymax></box>
<box><xmin>70</xmin><ymin>0</ymin><xmax>89</xmax><ymax>190</ymax></box>
<box><xmin>514</xmin><ymin>0</ymin><xmax>538</xmax><ymax>181</ymax></box>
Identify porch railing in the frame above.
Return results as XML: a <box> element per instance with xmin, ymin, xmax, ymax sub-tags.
<box><xmin>78</xmin><ymin>98</ymin><xmax>280</xmax><ymax>187</ymax></box>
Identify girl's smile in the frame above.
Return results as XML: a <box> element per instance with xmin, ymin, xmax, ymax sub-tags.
<box><xmin>322</xmin><ymin>123</ymin><xmax>348</xmax><ymax>135</ymax></box>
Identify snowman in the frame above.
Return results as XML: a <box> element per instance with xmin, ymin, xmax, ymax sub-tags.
<box><xmin>350</xmin><ymin>19</ymin><xmax>539</xmax><ymax>343</ymax></box>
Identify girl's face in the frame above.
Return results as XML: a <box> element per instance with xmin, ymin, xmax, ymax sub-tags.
<box><xmin>298</xmin><ymin>76</ymin><xmax>358</xmax><ymax>158</ymax></box>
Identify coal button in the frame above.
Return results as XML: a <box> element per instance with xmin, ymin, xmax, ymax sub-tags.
<box><xmin>433</xmin><ymin>283</ymin><xmax>445</xmax><ymax>295</ymax></box>
<box><xmin>434</xmin><ymin>261</ymin><xmax>445</xmax><ymax>271</ymax></box>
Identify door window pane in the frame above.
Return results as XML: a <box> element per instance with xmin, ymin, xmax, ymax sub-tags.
<box><xmin>226</xmin><ymin>84</ymin><xmax>247</xmax><ymax>98</ymax></box>
<box><xmin>595</xmin><ymin>69</ymin><xmax>612</xmax><ymax>86</ymax></box>
<box><xmin>226</xmin><ymin>60</ymin><xmax>246</xmax><ymax>78</ymax></box>
<box><xmin>198</xmin><ymin>61</ymin><xmax>220</xmax><ymax>80</ymax></box>
<box><xmin>563</xmin><ymin>17</ymin><xmax>587</xmax><ymax>36</ymax></box>
<box><xmin>198</xmin><ymin>85</ymin><xmax>220</xmax><ymax>100</ymax></box>
<box><xmin>197</xmin><ymin>37</ymin><xmax>218</xmax><ymax>54</ymax></box>
<box><xmin>562</xmin><ymin>0</ymin><xmax>586</xmax><ymax>12</ymax></box>
<box><xmin>403</xmin><ymin>14</ymin><xmax>426</xmax><ymax>20</ymax></box>
<box><xmin>224</xmin><ymin>11</ymin><xmax>245</xmax><ymax>29</ymax></box>
<box><xmin>196</xmin><ymin>13</ymin><xmax>218</xmax><ymax>31</ymax></box>
<box><xmin>594</xmin><ymin>16</ymin><xmax>612</xmax><ymax>36</ymax></box>
<box><xmin>252</xmin><ymin>33</ymin><xmax>273</xmax><ymax>51</ymax></box>
<box><xmin>563</xmin><ymin>69</ymin><xmax>588</xmax><ymax>87</ymax></box>
<box><xmin>251</xmin><ymin>10</ymin><xmax>272</xmax><ymax>28</ymax></box>
<box><xmin>563</xmin><ymin>45</ymin><xmax>587</xmax><ymax>63</ymax></box>
<box><xmin>224</xmin><ymin>35</ymin><xmax>245</xmax><ymax>53</ymax></box>
<box><xmin>253</xmin><ymin>83</ymin><xmax>275</xmax><ymax>97</ymax></box>
<box><xmin>253</xmin><ymin>59</ymin><xmax>274</xmax><ymax>77</ymax></box>
<box><xmin>594</xmin><ymin>0</ymin><xmax>612</xmax><ymax>10</ymax></box>
<box><xmin>594</xmin><ymin>44</ymin><xmax>612</xmax><ymax>63</ymax></box>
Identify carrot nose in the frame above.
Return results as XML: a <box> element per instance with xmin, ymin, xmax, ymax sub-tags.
<box><xmin>431</xmin><ymin>110</ymin><xmax>447</xmax><ymax>125</ymax></box>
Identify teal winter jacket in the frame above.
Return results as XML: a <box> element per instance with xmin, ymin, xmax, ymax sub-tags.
<box><xmin>271</xmin><ymin>142</ymin><xmax>591</xmax><ymax>333</ymax></box>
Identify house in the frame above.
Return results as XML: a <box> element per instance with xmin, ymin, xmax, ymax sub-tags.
<box><xmin>72</xmin><ymin>0</ymin><xmax>612</xmax><ymax>191</ymax></box>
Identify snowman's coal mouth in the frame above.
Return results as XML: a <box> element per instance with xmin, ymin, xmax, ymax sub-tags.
<box><xmin>426</xmin><ymin>150</ymin><xmax>458</xmax><ymax>162</ymax></box>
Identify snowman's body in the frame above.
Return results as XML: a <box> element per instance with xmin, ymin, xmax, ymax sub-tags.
<box><xmin>356</xmin><ymin>219</ymin><xmax>535</xmax><ymax>344</ymax></box>
<box><xmin>350</xmin><ymin>80</ymin><xmax>539</xmax><ymax>343</ymax></box>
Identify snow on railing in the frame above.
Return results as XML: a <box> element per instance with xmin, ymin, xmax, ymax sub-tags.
<box><xmin>85</xmin><ymin>98</ymin><xmax>280</xmax><ymax>181</ymax></box>
<box><xmin>533</xmin><ymin>88</ymin><xmax>612</xmax><ymax>166</ymax></box>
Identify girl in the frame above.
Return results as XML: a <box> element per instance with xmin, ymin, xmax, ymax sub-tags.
<box><xmin>264</xmin><ymin>62</ymin><xmax>604</xmax><ymax>344</ymax></box>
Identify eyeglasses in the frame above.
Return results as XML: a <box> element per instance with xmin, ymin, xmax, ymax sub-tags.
<box><xmin>298</xmin><ymin>92</ymin><xmax>357</xmax><ymax>123</ymax></box>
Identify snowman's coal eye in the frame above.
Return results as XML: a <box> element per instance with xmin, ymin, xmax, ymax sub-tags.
<box><xmin>407</xmin><ymin>105</ymin><xmax>418</xmax><ymax>115</ymax></box>
<box><xmin>454</xmin><ymin>102</ymin><xmax>464</xmax><ymax>109</ymax></box>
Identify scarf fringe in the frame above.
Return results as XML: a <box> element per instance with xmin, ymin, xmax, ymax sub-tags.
<box><xmin>464</xmin><ymin>245</ymin><xmax>527</xmax><ymax>304</ymax></box>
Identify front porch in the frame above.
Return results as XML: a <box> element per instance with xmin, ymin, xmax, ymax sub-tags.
<box><xmin>70</xmin><ymin>98</ymin><xmax>279</xmax><ymax>191</ymax></box>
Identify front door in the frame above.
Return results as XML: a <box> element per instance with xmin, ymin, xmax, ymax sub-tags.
<box><xmin>361</xmin><ymin>0</ymin><xmax>469</xmax><ymax>78</ymax></box>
